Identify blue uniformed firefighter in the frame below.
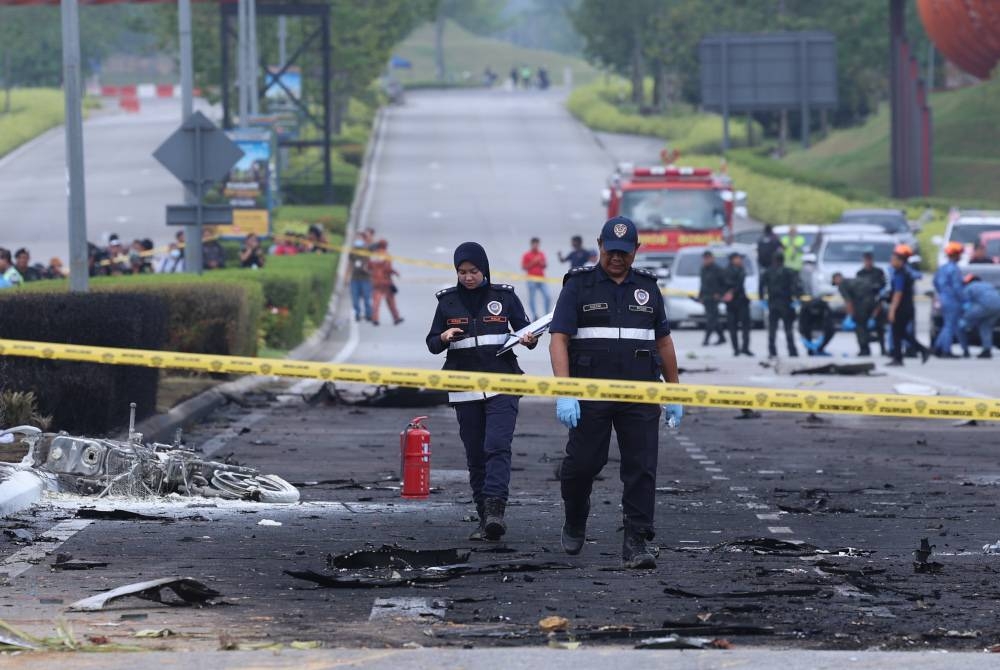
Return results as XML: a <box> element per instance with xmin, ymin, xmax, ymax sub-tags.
<box><xmin>426</xmin><ymin>242</ymin><xmax>538</xmax><ymax>541</ymax></box>
<box><xmin>549</xmin><ymin>217</ymin><xmax>683</xmax><ymax>569</ymax></box>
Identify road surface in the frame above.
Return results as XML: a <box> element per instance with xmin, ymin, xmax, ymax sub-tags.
<box><xmin>2</xmin><ymin>88</ymin><xmax>998</xmax><ymax>663</ymax></box>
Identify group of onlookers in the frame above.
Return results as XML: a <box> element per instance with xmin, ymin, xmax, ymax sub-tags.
<box><xmin>346</xmin><ymin>227</ymin><xmax>404</xmax><ymax>326</ymax></box>
<box><xmin>0</xmin><ymin>224</ymin><xmax>332</xmax><ymax>287</ymax></box>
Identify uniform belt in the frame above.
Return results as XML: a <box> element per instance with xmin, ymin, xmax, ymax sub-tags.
<box><xmin>572</xmin><ymin>327</ymin><xmax>656</xmax><ymax>341</ymax></box>
<box><xmin>448</xmin><ymin>333</ymin><xmax>509</xmax><ymax>350</ymax></box>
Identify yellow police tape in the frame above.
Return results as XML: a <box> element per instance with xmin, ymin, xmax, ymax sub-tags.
<box><xmin>0</xmin><ymin>338</ymin><xmax>996</xmax><ymax>421</ymax></box>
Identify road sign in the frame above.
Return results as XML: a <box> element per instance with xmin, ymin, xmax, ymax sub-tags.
<box><xmin>153</xmin><ymin>111</ymin><xmax>244</xmax><ymax>188</ymax></box>
<box><xmin>165</xmin><ymin>205</ymin><xmax>235</xmax><ymax>227</ymax></box>
<box><xmin>153</xmin><ymin>111</ymin><xmax>243</xmax><ymax>274</ymax></box>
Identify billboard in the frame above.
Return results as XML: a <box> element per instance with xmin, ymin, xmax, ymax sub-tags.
<box><xmin>699</xmin><ymin>32</ymin><xmax>838</xmax><ymax>112</ymax></box>
<box><xmin>204</xmin><ymin>129</ymin><xmax>276</xmax><ymax>237</ymax></box>
<box><xmin>264</xmin><ymin>66</ymin><xmax>302</xmax><ymax>140</ymax></box>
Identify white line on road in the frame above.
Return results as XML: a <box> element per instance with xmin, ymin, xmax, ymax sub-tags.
<box><xmin>756</xmin><ymin>513</ymin><xmax>784</xmax><ymax>521</ymax></box>
<box><xmin>711</xmin><ymin>475</ymin><xmax>730</xmax><ymax>481</ymax></box>
<box><xmin>0</xmin><ymin>519</ymin><xmax>92</xmax><ymax>580</ymax></box>
<box><xmin>730</xmin><ymin>486</ymin><xmax>749</xmax><ymax>492</ymax></box>
<box><xmin>767</xmin><ymin>526</ymin><xmax>794</xmax><ymax>535</ymax></box>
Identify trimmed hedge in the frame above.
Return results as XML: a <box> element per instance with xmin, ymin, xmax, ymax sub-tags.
<box><xmin>21</xmin><ymin>276</ymin><xmax>262</xmax><ymax>357</ymax></box>
<box><xmin>0</xmin><ymin>292</ymin><xmax>167</xmax><ymax>433</ymax></box>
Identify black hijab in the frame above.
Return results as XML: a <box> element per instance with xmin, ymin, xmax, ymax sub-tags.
<box><xmin>453</xmin><ymin>242</ymin><xmax>491</xmax><ymax>314</ymax></box>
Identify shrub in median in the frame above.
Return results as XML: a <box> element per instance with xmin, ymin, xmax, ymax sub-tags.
<box><xmin>0</xmin><ymin>292</ymin><xmax>167</xmax><ymax>433</ymax></box>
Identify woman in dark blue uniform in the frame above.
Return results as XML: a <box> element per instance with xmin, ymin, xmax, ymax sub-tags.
<box><xmin>426</xmin><ymin>242</ymin><xmax>538</xmax><ymax>541</ymax></box>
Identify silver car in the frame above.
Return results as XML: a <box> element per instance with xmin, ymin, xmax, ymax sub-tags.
<box><xmin>839</xmin><ymin>208</ymin><xmax>920</xmax><ymax>255</ymax></box>
<box><xmin>804</xmin><ymin>232</ymin><xmax>897</xmax><ymax>298</ymax></box>
<box><xmin>661</xmin><ymin>245</ymin><xmax>765</xmax><ymax>329</ymax></box>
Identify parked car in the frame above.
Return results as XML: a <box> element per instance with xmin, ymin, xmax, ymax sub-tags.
<box><xmin>803</xmin><ymin>232</ymin><xmax>898</xmax><ymax>298</ymax></box>
<box><xmin>934</xmin><ymin>210</ymin><xmax>1000</xmax><ymax>268</ymax></box>
<box><xmin>661</xmin><ymin>244</ymin><xmax>764</xmax><ymax>329</ymax></box>
<box><xmin>930</xmin><ymin>264</ymin><xmax>1000</xmax><ymax>347</ymax></box>
<box><xmin>839</xmin><ymin>208</ymin><xmax>920</xmax><ymax>255</ymax></box>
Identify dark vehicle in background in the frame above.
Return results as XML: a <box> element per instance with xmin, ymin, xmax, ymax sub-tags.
<box><xmin>839</xmin><ymin>208</ymin><xmax>920</xmax><ymax>255</ymax></box>
<box><xmin>930</xmin><ymin>264</ymin><xmax>1000</xmax><ymax>347</ymax></box>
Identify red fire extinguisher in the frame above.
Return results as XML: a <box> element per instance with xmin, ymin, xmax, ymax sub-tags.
<box><xmin>400</xmin><ymin>416</ymin><xmax>431</xmax><ymax>499</ymax></box>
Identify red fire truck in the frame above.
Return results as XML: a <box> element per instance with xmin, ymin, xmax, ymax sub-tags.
<box><xmin>601</xmin><ymin>162</ymin><xmax>743</xmax><ymax>273</ymax></box>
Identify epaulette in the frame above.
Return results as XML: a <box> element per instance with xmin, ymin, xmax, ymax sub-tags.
<box><xmin>435</xmin><ymin>286</ymin><xmax>458</xmax><ymax>298</ymax></box>
<box><xmin>490</xmin><ymin>283</ymin><xmax>515</xmax><ymax>292</ymax></box>
<box><xmin>563</xmin><ymin>264</ymin><xmax>596</xmax><ymax>286</ymax></box>
<box><xmin>633</xmin><ymin>267</ymin><xmax>659</xmax><ymax>280</ymax></box>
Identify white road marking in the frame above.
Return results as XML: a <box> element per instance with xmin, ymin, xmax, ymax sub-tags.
<box><xmin>756</xmin><ymin>513</ymin><xmax>783</xmax><ymax>521</ymax></box>
<box><xmin>705</xmin><ymin>467</ymin><xmax>723</xmax><ymax>472</ymax></box>
<box><xmin>711</xmin><ymin>475</ymin><xmax>730</xmax><ymax>481</ymax></box>
<box><xmin>730</xmin><ymin>486</ymin><xmax>748</xmax><ymax>492</ymax></box>
<box><xmin>699</xmin><ymin>460</ymin><xmax>716</xmax><ymax>465</ymax></box>
<box><xmin>757</xmin><ymin>470</ymin><xmax>785</xmax><ymax>475</ymax></box>
<box><xmin>746</xmin><ymin>502</ymin><xmax>770</xmax><ymax>510</ymax></box>
<box><xmin>768</xmin><ymin>526</ymin><xmax>794</xmax><ymax>534</ymax></box>
<box><xmin>0</xmin><ymin>519</ymin><xmax>92</xmax><ymax>580</ymax></box>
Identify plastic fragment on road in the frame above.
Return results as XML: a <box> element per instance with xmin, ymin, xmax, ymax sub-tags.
<box><xmin>67</xmin><ymin>576</ymin><xmax>221</xmax><ymax>611</ymax></box>
<box><xmin>257</xmin><ymin>519</ymin><xmax>282</xmax><ymax>527</ymax></box>
<box><xmin>983</xmin><ymin>540</ymin><xmax>1000</xmax><ymax>554</ymax></box>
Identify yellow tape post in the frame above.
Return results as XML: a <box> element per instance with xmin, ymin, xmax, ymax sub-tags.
<box><xmin>0</xmin><ymin>339</ymin><xmax>996</xmax><ymax>421</ymax></box>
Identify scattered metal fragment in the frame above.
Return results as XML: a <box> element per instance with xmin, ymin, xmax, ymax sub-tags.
<box><xmin>0</xmin><ymin>622</ymin><xmax>37</xmax><ymax>651</ymax></box>
<box><xmin>257</xmin><ymin>519</ymin><xmax>282</xmax><ymax>527</ymax></box>
<box><xmin>285</xmin><ymin>560</ymin><xmax>575</xmax><ymax>589</ymax></box>
<box><xmin>711</xmin><ymin>538</ymin><xmax>818</xmax><ymax>556</ymax></box>
<box><xmin>664</xmin><ymin>586</ymin><xmax>823</xmax><ymax>599</ymax></box>
<box><xmin>329</xmin><ymin>545</ymin><xmax>471</xmax><ymax>570</ymax></box>
<box><xmin>791</xmin><ymin>362</ymin><xmax>876</xmax><ymax>376</ymax></box>
<box><xmin>75</xmin><ymin>509</ymin><xmax>170</xmax><ymax>521</ymax></box>
<box><xmin>983</xmin><ymin>540</ymin><xmax>1000</xmax><ymax>554</ymax></box>
<box><xmin>68</xmin><ymin>577</ymin><xmax>222</xmax><ymax>611</ymax></box>
<box><xmin>635</xmin><ymin>635</ymin><xmax>715</xmax><ymax>650</ymax></box>
<box><xmin>3</xmin><ymin>528</ymin><xmax>33</xmax><ymax>543</ymax></box>
<box><xmin>913</xmin><ymin>537</ymin><xmax>943</xmax><ymax>573</ymax></box>
<box><xmin>53</xmin><ymin>553</ymin><xmax>108</xmax><ymax>571</ymax></box>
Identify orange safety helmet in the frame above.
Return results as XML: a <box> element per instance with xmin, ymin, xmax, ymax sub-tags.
<box><xmin>893</xmin><ymin>243</ymin><xmax>913</xmax><ymax>258</ymax></box>
<box><xmin>945</xmin><ymin>241</ymin><xmax>964</xmax><ymax>257</ymax></box>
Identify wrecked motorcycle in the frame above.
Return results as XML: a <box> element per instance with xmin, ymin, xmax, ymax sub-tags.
<box><xmin>1</xmin><ymin>404</ymin><xmax>298</xmax><ymax>503</ymax></box>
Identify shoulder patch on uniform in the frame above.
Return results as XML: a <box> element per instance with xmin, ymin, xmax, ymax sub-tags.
<box><xmin>490</xmin><ymin>283</ymin><xmax>515</xmax><ymax>292</ymax></box>
<box><xmin>568</xmin><ymin>265</ymin><xmax>596</xmax><ymax>275</ymax></box>
<box><xmin>435</xmin><ymin>286</ymin><xmax>458</xmax><ymax>298</ymax></box>
<box><xmin>632</xmin><ymin>267</ymin><xmax>658</xmax><ymax>280</ymax></box>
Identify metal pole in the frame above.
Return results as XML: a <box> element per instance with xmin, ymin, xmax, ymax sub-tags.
<box><xmin>720</xmin><ymin>38</ymin><xmax>729</xmax><ymax>153</ymax></box>
<box><xmin>278</xmin><ymin>15</ymin><xmax>287</xmax><ymax>67</ymax></box>
<box><xmin>799</xmin><ymin>36</ymin><xmax>809</xmax><ymax>148</ymax></box>
<box><xmin>889</xmin><ymin>0</ymin><xmax>904</xmax><ymax>198</ymax></box>
<box><xmin>321</xmin><ymin>10</ymin><xmax>332</xmax><ymax>203</ymax></box>
<box><xmin>179</xmin><ymin>0</ymin><xmax>202</xmax><ymax>274</ymax></box>
<box><xmin>248</xmin><ymin>0</ymin><xmax>259</xmax><ymax>116</ymax></box>
<box><xmin>237</xmin><ymin>0</ymin><xmax>248</xmax><ymax>127</ymax></box>
<box><xmin>61</xmin><ymin>0</ymin><xmax>88</xmax><ymax>292</ymax></box>
<box><xmin>220</xmin><ymin>4</ymin><xmax>231</xmax><ymax>129</ymax></box>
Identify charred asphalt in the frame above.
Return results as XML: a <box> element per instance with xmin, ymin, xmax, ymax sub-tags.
<box><xmin>3</xmin><ymin>389</ymin><xmax>1000</xmax><ymax>653</ymax></box>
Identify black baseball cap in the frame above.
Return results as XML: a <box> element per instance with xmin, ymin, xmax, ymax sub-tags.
<box><xmin>600</xmin><ymin>216</ymin><xmax>638</xmax><ymax>253</ymax></box>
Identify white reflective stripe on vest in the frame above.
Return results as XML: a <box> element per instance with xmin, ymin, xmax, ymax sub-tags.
<box><xmin>449</xmin><ymin>391</ymin><xmax>499</xmax><ymax>403</ymax></box>
<box><xmin>448</xmin><ymin>333</ymin><xmax>509</xmax><ymax>350</ymax></box>
<box><xmin>572</xmin><ymin>327</ymin><xmax>656</xmax><ymax>340</ymax></box>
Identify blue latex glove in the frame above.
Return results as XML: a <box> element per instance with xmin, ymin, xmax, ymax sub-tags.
<box><xmin>801</xmin><ymin>336</ymin><xmax>818</xmax><ymax>353</ymax></box>
<box><xmin>866</xmin><ymin>317</ymin><xmax>876</xmax><ymax>330</ymax></box>
<box><xmin>556</xmin><ymin>397</ymin><xmax>580</xmax><ymax>429</ymax></box>
<box><xmin>664</xmin><ymin>404</ymin><xmax>684</xmax><ymax>428</ymax></box>
<box><xmin>841</xmin><ymin>315</ymin><xmax>856</xmax><ymax>331</ymax></box>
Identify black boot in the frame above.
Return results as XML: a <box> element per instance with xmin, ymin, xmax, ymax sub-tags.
<box><xmin>483</xmin><ymin>497</ymin><xmax>506</xmax><ymax>541</ymax></box>
<box><xmin>468</xmin><ymin>502</ymin><xmax>487</xmax><ymax>541</ymax></box>
<box><xmin>561</xmin><ymin>498</ymin><xmax>590</xmax><ymax>555</ymax></box>
<box><xmin>622</xmin><ymin>525</ymin><xmax>656</xmax><ymax>569</ymax></box>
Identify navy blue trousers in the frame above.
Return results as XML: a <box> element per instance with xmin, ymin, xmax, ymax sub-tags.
<box><xmin>454</xmin><ymin>394</ymin><xmax>519</xmax><ymax>503</ymax></box>
<box><xmin>560</xmin><ymin>401</ymin><xmax>660</xmax><ymax>535</ymax></box>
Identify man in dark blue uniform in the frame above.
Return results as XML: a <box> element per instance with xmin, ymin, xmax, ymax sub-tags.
<box><xmin>549</xmin><ymin>216</ymin><xmax>682</xmax><ymax>569</ymax></box>
<box><xmin>426</xmin><ymin>242</ymin><xmax>537</xmax><ymax>541</ymax></box>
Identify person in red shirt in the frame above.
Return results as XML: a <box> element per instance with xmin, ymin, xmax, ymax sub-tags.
<box><xmin>370</xmin><ymin>239</ymin><xmax>403</xmax><ymax>326</ymax></box>
<box><xmin>521</xmin><ymin>237</ymin><xmax>550</xmax><ymax>319</ymax></box>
